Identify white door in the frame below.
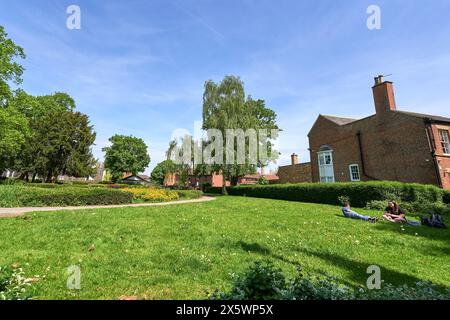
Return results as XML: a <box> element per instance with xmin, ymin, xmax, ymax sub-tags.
<box><xmin>318</xmin><ymin>151</ymin><xmax>335</xmax><ymax>183</ymax></box>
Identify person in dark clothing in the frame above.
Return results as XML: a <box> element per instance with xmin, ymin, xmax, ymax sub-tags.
<box><xmin>383</xmin><ymin>201</ymin><xmax>407</xmax><ymax>223</ymax></box>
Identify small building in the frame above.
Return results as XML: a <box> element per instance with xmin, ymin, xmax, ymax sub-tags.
<box><xmin>122</xmin><ymin>174</ymin><xmax>151</xmax><ymax>185</ymax></box>
<box><xmin>237</xmin><ymin>173</ymin><xmax>279</xmax><ymax>185</ymax></box>
<box><xmin>308</xmin><ymin>75</ymin><xmax>450</xmax><ymax>189</ymax></box>
<box><xmin>277</xmin><ymin>153</ymin><xmax>312</xmax><ymax>184</ymax></box>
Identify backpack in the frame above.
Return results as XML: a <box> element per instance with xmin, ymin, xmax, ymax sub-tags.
<box><xmin>421</xmin><ymin>213</ymin><xmax>447</xmax><ymax>229</ymax></box>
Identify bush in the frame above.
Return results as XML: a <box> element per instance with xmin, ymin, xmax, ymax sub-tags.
<box><xmin>123</xmin><ymin>187</ymin><xmax>179</xmax><ymax>203</ymax></box>
<box><xmin>0</xmin><ymin>266</ymin><xmax>33</xmax><ymax>300</ymax></box>
<box><xmin>210</xmin><ymin>261</ymin><xmax>450</xmax><ymax>300</ymax></box>
<box><xmin>176</xmin><ymin>190</ymin><xmax>203</xmax><ymax>200</ymax></box>
<box><xmin>210</xmin><ymin>262</ymin><xmax>286</xmax><ymax>300</ymax></box>
<box><xmin>0</xmin><ymin>185</ymin><xmax>133</xmax><ymax>207</ymax></box>
<box><xmin>206</xmin><ymin>181</ymin><xmax>444</xmax><ymax>208</ymax></box>
<box><xmin>444</xmin><ymin>190</ymin><xmax>450</xmax><ymax>204</ymax></box>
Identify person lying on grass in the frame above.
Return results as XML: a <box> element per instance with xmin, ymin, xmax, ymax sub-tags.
<box><xmin>383</xmin><ymin>201</ymin><xmax>407</xmax><ymax>223</ymax></box>
<box><xmin>342</xmin><ymin>201</ymin><xmax>378</xmax><ymax>223</ymax></box>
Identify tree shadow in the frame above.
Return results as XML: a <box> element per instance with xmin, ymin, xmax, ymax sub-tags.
<box><xmin>234</xmin><ymin>240</ymin><xmax>430</xmax><ymax>287</ymax></box>
<box><xmin>294</xmin><ymin>247</ymin><xmax>426</xmax><ymax>286</ymax></box>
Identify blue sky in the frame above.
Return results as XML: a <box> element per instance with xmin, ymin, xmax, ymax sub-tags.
<box><xmin>1</xmin><ymin>0</ymin><xmax>450</xmax><ymax>173</ymax></box>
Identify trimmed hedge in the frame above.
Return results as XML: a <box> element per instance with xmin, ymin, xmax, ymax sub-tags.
<box><xmin>0</xmin><ymin>186</ymin><xmax>133</xmax><ymax>207</ymax></box>
<box><xmin>205</xmin><ymin>181</ymin><xmax>444</xmax><ymax>208</ymax></box>
<box><xmin>444</xmin><ymin>190</ymin><xmax>450</xmax><ymax>204</ymax></box>
<box><xmin>176</xmin><ymin>190</ymin><xmax>203</xmax><ymax>200</ymax></box>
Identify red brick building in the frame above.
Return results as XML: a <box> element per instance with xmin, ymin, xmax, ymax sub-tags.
<box><xmin>277</xmin><ymin>153</ymin><xmax>312</xmax><ymax>184</ymax></box>
<box><xmin>308</xmin><ymin>76</ymin><xmax>450</xmax><ymax>189</ymax></box>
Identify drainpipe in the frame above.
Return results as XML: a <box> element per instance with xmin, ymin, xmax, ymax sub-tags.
<box><xmin>424</xmin><ymin>119</ymin><xmax>443</xmax><ymax>188</ymax></box>
<box><xmin>356</xmin><ymin>131</ymin><xmax>378</xmax><ymax>181</ymax></box>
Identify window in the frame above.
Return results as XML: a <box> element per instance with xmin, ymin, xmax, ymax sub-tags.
<box><xmin>318</xmin><ymin>146</ymin><xmax>335</xmax><ymax>183</ymax></box>
<box><xmin>349</xmin><ymin>164</ymin><xmax>361</xmax><ymax>182</ymax></box>
<box><xmin>439</xmin><ymin>130</ymin><xmax>450</xmax><ymax>154</ymax></box>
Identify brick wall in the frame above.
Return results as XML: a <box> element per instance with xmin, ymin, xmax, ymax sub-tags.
<box><xmin>278</xmin><ymin>163</ymin><xmax>312</xmax><ymax>184</ymax></box>
<box><xmin>431</xmin><ymin>124</ymin><xmax>450</xmax><ymax>189</ymax></box>
<box><xmin>308</xmin><ymin>112</ymin><xmax>441</xmax><ymax>187</ymax></box>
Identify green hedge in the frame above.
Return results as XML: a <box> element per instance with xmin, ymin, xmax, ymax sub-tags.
<box><xmin>176</xmin><ymin>190</ymin><xmax>203</xmax><ymax>200</ymax></box>
<box><xmin>205</xmin><ymin>181</ymin><xmax>445</xmax><ymax>208</ymax></box>
<box><xmin>0</xmin><ymin>186</ymin><xmax>133</xmax><ymax>207</ymax></box>
<box><xmin>444</xmin><ymin>190</ymin><xmax>450</xmax><ymax>204</ymax></box>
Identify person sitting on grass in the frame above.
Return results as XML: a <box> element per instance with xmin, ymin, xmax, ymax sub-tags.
<box><xmin>383</xmin><ymin>201</ymin><xmax>407</xmax><ymax>223</ymax></box>
<box><xmin>342</xmin><ymin>201</ymin><xmax>377</xmax><ymax>223</ymax></box>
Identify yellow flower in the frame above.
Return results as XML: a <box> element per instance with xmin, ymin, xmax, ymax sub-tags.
<box><xmin>123</xmin><ymin>187</ymin><xmax>179</xmax><ymax>202</ymax></box>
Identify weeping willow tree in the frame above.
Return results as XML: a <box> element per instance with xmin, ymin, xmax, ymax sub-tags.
<box><xmin>202</xmin><ymin>75</ymin><xmax>280</xmax><ymax>194</ymax></box>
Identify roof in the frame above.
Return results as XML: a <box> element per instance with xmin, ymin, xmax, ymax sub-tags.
<box><xmin>123</xmin><ymin>174</ymin><xmax>151</xmax><ymax>182</ymax></box>
<box><xmin>321</xmin><ymin>115</ymin><xmax>358</xmax><ymax>125</ymax></box>
<box><xmin>241</xmin><ymin>174</ymin><xmax>279</xmax><ymax>180</ymax></box>
<box><xmin>279</xmin><ymin>162</ymin><xmax>311</xmax><ymax>168</ymax></box>
<box><xmin>394</xmin><ymin>110</ymin><xmax>450</xmax><ymax>123</ymax></box>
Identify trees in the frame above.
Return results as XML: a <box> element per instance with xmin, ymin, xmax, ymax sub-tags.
<box><xmin>0</xmin><ymin>25</ymin><xmax>25</xmax><ymax>105</ymax></box>
<box><xmin>103</xmin><ymin>135</ymin><xmax>150</xmax><ymax>183</ymax></box>
<box><xmin>202</xmin><ymin>75</ymin><xmax>280</xmax><ymax>193</ymax></box>
<box><xmin>0</xmin><ymin>25</ymin><xmax>29</xmax><ymax>172</ymax></box>
<box><xmin>0</xmin><ymin>106</ymin><xmax>29</xmax><ymax>173</ymax></box>
<box><xmin>10</xmin><ymin>91</ymin><xmax>97</xmax><ymax>182</ymax></box>
<box><xmin>0</xmin><ymin>25</ymin><xmax>97</xmax><ymax>182</ymax></box>
<box><xmin>151</xmin><ymin>160</ymin><xmax>176</xmax><ymax>185</ymax></box>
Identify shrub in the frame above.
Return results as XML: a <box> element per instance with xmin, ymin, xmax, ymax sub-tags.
<box><xmin>210</xmin><ymin>262</ymin><xmax>286</xmax><ymax>300</ymax></box>
<box><xmin>0</xmin><ymin>266</ymin><xmax>33</xmax><ymax>300</ymax></box>
<box><xmin>206</xmin><ymin>181</ymin><xmax>444</xmax><ymax>208</ymax></box>
<box><xmin>202</xmin><ymin>183</ymin><xmax>212</xmax><ymax>193</ymax></box>
<box><xmin>0</xmin><ymin>185</ymin><xmax>133</xmax><ymax>207</ymax></box>
<box><xmin>257</xmin><ymin>177</ymin><xmax>269</xmax><ymax>185</ymax></box>
<box><xmin>444</xmin><ymin>190</ymin><xmax>450</xmax><ymax>204</ymax></box>
<box><xmin>176</xmin><ymin>190</ymin><xmax>203</xmax><ymax>200</ymax></box>
<box><xmin>210</xmin><ymin>261</ymin><xmax>450</xmax><ymax>300</ymax></box>
<box><xmin>123</xmin><ymin>187</ymin><xmax>179</xmax><ymax>203</ymax></box>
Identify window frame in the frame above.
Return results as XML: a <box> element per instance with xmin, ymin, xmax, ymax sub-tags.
<box><xmin>317</xmin><ymin>149</ymin><xmax>335</xmax><ymax>183</ymax></box>
<box><xmin>348</xmin><ymin>164</ymin><xmax>361</xmax><ymax>182</ymax></box>
<box><xmin>438</xmin><ymin>129</ymin><xmax>450</xmax><ymax>155</ymax></box>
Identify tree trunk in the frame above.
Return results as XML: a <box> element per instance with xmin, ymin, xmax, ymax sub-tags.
<box><xmin>46</xmin><ymin>170</ymin><xmax>53</xmax><ymax>183</ymax></box>
<box><xmin>221</xmin><ymin>175</ymin><xmax>228</xmax><ymax>195</ymax></box>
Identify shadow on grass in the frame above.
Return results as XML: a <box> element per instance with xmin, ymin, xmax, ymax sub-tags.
<box><xmin>235</xmin><ymin>240</ymin><xmax>426</xmax><ymax>287</ymax></box>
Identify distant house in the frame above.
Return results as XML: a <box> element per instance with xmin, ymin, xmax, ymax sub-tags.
<box><xmin>277</xmin><ymin>153</ymin><xmax>312</xmax><ymax>184</ymax></box>
<box><xmin>164</xmin><ymin>172</ymin><xmax>230</xmax><ymax>188</ymax></box>
<box><xmin>237</xmin><ymin>173</ymin><xmax>279</xmax><ymax>185</ymax></box>
<box><xmin>163</xmin><ymin>172</ymin><xmax>278</xmax><ymax>188</ymax></box>
<box><xmin>122</xmin><ymin>174</ymin><xmax>151</xmax><ymax>185</ymax></box>
<box><xmin>308</xmin><ymin>75</ymin><xmax>450</xmax><ymax>189</ymax></box>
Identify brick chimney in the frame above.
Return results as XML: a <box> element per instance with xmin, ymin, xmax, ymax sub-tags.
<box><xmin>291</xmin><ymin>153</ymin><xmax>299</xmax><ymax>165</ymax></box>
<box><xmin>372</xmin><ymin>75</ymin><xmax>396</xmax><ymax>114</ymax></box>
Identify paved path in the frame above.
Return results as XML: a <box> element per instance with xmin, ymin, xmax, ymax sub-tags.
<box><xmin>0</xmin><ymin>196</ymin><xmax>216</xmax><ymax>218</ymax></box>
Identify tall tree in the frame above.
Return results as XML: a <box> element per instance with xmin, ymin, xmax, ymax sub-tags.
<box><xmin>0</xmin><ymin>25</ymin><xmax>29</xmax><ymax>172</ymax></box>
<box><xmin>11</xmin><ymin>91</ymin><xmax>96</xmax><ymax>182</ymax></box>
<box><xmin>0</xmin><ymin>106</ymin><xmax>29</xmax><ymax>173</ymax></box>
<box><xmin>202</xmin><ymin>75</ymin><xmax>280</xmax><ymax>193</ymax></box>
<box><xmin>103</xmin><ymin>135</ymin><xmax>150</xmax><ymax>183</ymax></box>
<box><xmin>151</xmin><ymin>160</ymin><xmax>176</xmax><ymax>185</ymax></box>
<box><xmin>0</xmin><ymin>25</ymin><xmax>25</xmax><ymax>105</ymax></box>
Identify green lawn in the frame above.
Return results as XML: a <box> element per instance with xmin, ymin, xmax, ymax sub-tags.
<box><xmin>0</xmin><ymin>196</ymin><xmax>449</xmax><ymax>299</ymax></box>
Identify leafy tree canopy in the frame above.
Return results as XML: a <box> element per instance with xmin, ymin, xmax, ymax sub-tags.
<box><xmin>0</xmin><ymin>25</ymin><xmax>25</xmax><ymax>105</ymax></box>
<box><xmin>103</xmin><ymin>135</ymin><xmax>150</xmax><ymax>183</ymax></box>
<box><xmin>151</xmin><ymin>160</ymin><xmax>176</xmax><ymax>185</ymax></box>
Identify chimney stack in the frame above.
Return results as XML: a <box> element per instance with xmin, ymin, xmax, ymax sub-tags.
<box><xmin>372</xmin><ymin>75</ymin><xmax>396</xmax><ymax>115</ymax></box>
<box><xmin>291</xmin><ymin>153</ymin><xmax>299</xmax><ymax>165</ymax></box>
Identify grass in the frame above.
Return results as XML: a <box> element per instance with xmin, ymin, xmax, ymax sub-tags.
<box><xmin>0</xmin><ymin>196</ymin><xmax>449</xmax><ymax>300</ymax></box>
